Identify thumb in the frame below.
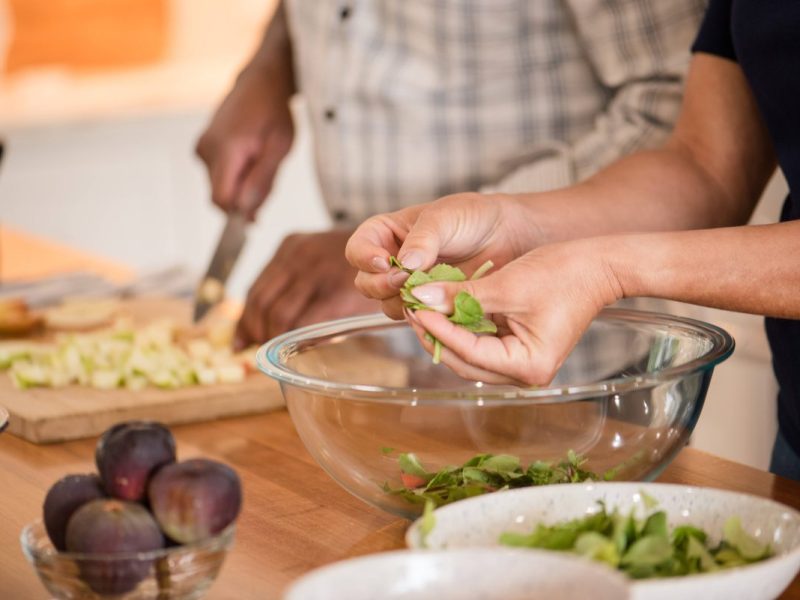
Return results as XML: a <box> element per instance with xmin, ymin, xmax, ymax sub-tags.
<box><xmin>395</xmin><ymin>211</ymin><xmax>447</xmax><ymax>272</ymax></box>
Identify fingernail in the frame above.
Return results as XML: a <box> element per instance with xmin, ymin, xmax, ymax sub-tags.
<box><xmin>412</xmin><ymin>284</ymin><xmax>446</xmax><ymax>310</ymax></box>
<box><xmin>371</xmin><ymin>256</ymin><xmax>390</xmax><ymax>272</ymax></box>
<box><xmin>398</xmin><ymin>251</ymin><xmax>423</xmax><ymax>270</ymax></box>
<box><xmin>389</xmin><ymin>270</ymin><xmax>410</xmax><ymax>287</ymax></box>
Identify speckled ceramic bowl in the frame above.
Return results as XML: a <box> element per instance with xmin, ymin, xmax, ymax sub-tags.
<box><xmin>283</xmin><ymin>548</ymin><xmax>630</xmax><ymax>600</ymax></box>
<box><xmin>406</xmin><ymin>483</ymin><xmax>800</xmax><ymax>600</ymax></box>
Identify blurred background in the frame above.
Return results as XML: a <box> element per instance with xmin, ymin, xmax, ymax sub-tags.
<box><xmin>0</xmin><ymin>0</ymin><xmax>787</xmax><ymax>470</ymax></box>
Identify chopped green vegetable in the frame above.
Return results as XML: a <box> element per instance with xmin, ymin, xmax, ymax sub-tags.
<box><xmin>498</xmin><ymin>500</ymin><xmax>772</xmax><ymax>579</ymax></box>
<box><xmin>383</xmin><ymin>449</ymin><xmax>610</xmax><ymax>508</ymax></box>
<box><xmin>390</xmin><ymin>257</ymin><xmax>497</xmax><ymax>364</ymax></box>
<box><xmin>419</xmin><ymin>499</ymin><xmax>436</xmax><ymax>548</ymax></box>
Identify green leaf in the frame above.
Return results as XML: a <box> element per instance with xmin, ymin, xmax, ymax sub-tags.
<box><xmin>672</xmin><ymin>525</ymin><xmax>707</xmax><ymax>552</ymax></box>
<box><xmin>621</xmin><ymin>535</ymin><xmax>673</xmax><ymax>568</ymax></box>
<box><xmin>380</xmin><ymin>446</ymin><xmax>395</xmax><ymax>455</ymax></box>
<box><xmin>406</xmin><ymin>270</ymin><xmax>433</xmax><ymax>288</ymax></box>
<box><xmin>450</xmin><ymin>291</ymin><xmax>485</xmax><ymax>325</ymax></box>
<box><xmin>686</xmin><ymin>535</ymin><xmax>719</xmax><ymax>572</ymax></box>
<box><xmin>480</xmin><ymin>454</ymin><xmax>521</xmax><ymax>474</ymax></box>
<box><xmin>640</xmin><ymin>490</ymin><xmax>659</xmax><ymax>511</ymax></box>
<box><xmin>575</xmin><ymin>531</ymin><xmax>621</xmax><ymax>567</ymax></box>
<box><xmin>398</xmin><ymin>453</ymin><xmax>430</xmax><ymax>478</ymax></box>
<box><xmin>427</xmin><ymin>263</ymin><xmax>467</xmax><ymax>282</ymax></box>
<box><xmin>642</xmin><ymin>511</ymin><xmax>668</xmax><ymax>539</ymax></box>
<box><xmin>723</xmin><ymin>516</ymin><xmax>770</xmax><ymax>561</ymax></box>
<box><xmin>389</xmin><ymin>256</ymin><xmax>411</xmax><ymax>272</ymax></box>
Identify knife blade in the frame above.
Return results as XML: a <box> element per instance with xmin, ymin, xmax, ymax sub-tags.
<box><xmin>193</xmin><ymin>212</ymin><xmax>248</xmax><ymax>322</ymax></box>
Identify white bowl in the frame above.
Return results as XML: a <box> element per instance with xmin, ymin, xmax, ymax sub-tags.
<box><xmin>406</xmin><ymin>483</ymin><xmax>800</xmax><ymax>600</ymax></box>
<box><xmin>283</xmin><ymin>548</ymin><xmax>630</xmax><ymax>600</ymax></box>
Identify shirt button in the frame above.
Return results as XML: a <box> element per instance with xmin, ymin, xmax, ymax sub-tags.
<box><xmin>324</xmin><ymin>108</ymin><xmax>336</xmax><ymax>121</ymax></box>
<box><xmin>333</xmin><ymin>209</ymin><xmax>349</xmax><ymax>222</ymax></box>
<box><xmin>340</xmin><ymin>6</ymin><xmax>352</xmax><ymax>21</ymax></box>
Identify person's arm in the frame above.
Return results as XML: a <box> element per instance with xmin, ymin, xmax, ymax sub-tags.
<box><xmin>509</xmin><ymin>53</ymin><xmax>777</xmax><ymax>242</ymax></box>
<box><xmin>195</xmin><ymin>1</ymin><xmax>296</xmax><ymax>219</ymax></box>
<box><xmin>485</xmin><ymin>0</ymin><xmax>705</xmax><ymax>194</ymax></box>
<box><xmin>347</xmin><ymin>54</ymin><xmax>781</xmax><ymax>383</ymax></box>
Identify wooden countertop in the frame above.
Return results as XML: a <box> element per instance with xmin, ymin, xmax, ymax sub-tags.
<box><xmin>1</xmin><ymin>410</ymin><xmax>799</xmax><ymax>599</ymax></box>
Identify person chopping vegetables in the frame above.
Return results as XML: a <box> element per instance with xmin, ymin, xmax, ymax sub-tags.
<box><xmin>346</xmin><ymin>0</ymin><xmax>800</xmax><ymax>481</ymax></box>
<box><xmin>195</xmin><ymin>0</ymin><xmax>705</xmax><ymax>348</ymax></box>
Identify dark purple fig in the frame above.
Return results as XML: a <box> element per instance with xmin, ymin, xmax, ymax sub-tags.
<box><xmin>43</xmin><ymin>474</ymin><xmax>106</xmax><ymax>551</ymax></box>
<box><xmin>95</xmin><ymin>421</ymin><xmax>176</xmax><ymax>501</ymax></box>
<box><xmin>65</xmin><ymin>499</ymin><xmax>165</xmax><ymax>595</ymax></box>
<box><xmin>148</xmin><ymin>458</ymin><xmax>242</xmax><ymax>544</ymax></box>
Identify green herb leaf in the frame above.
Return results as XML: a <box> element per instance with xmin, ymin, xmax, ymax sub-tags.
<box><xmin>390</xmin><ymin>256</ymin><xmax>497</xmax><ymax>364</ymax></box>
<box><xmin>575</xmin><ymin>531</ymin><xmax>621</xmax><ymax>567</ymax></box>
<box><xmin>398</xmin><ymin>453</ymin><xmax>431</xmax><ymax>478</ymax></box>
<box><xmin>427</xmin><ymin>263</ymin><xmax>467</xmax><ymax>282</ymax></box>
<box><xmin>450</xmin><ymin>291</ymin><xmax>485</xmax><ymax>325</ymax></box>
<box><xmin>621</xmin><ymin>534</ymin><xmax>673</xmax><ymax>568</ymax></box>
<box><xmin>723</xmin><ymin>516</ymin><xmax>770</xmax><ymax>561</ymax></box>
<box><xmin>497</xmin><ymin>496</ymin><xmax>772</xmax><ymax>580</ymax></box>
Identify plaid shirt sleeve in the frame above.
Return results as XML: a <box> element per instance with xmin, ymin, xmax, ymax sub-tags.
<box><xmin>486</xmin><ymin>0</ymin><xmax>707</xmax><ymax>194</ymax></box>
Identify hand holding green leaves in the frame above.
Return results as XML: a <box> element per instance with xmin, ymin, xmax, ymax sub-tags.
<box><xmin>390</xmin><ymin>256</ymin><xmax>497</xmax><ymax>363</ymax></box>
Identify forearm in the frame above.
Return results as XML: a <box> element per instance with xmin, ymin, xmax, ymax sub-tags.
<box><xmin>605</xmin><ymin>221</ymin><xmax>800</xmax><ymax>318</ymax></box>
<box><xmin>240</xmin><ymin>1</ymin><xmax>295</xmax><ymax>96</ymax></box>
<box><xmin>513</xmin><ymin>55</ymin><xmax>777</xmax><ymax>248</ymax></box>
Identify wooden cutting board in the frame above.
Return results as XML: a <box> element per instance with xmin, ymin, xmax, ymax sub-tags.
<box><xmin>0</xmin><ymin>297</ymin><xmax>284</xmax><ymax>443</ymax></box>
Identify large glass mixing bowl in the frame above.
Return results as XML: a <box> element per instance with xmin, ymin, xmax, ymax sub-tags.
<box><xmin>258</xmin><ymin>309</ymin><xmax>734</xmax><ymax>519</ymax></box>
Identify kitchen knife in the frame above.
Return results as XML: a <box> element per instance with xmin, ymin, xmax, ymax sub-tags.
<box><xmin>193</xmin><ymin>212</ymin><xmax>248</xmax><ymax>322</ymax></box>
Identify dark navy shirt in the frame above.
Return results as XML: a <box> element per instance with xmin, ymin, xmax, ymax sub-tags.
<box><xmin>692</xmin><ymin>0</ymin><xmax>800</xmax><ymax>454</ymax></box>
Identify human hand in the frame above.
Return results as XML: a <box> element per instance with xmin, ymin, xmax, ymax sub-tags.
<box><xmin>234</xmin><ymin>230</ymin><xmax>378</xmax><ymax>348</ymax></box>
<box><xmin>196</xmin><ymin>65</ymin><xmax>294</xmax><ymax>220</ymax></box>
<box><xmin>345</xmin><ymin>192</ymin><xmax>540</xmax><ymax>319</ymax></box>
<box><xmin>404</xmin><ymin>237</ymin><xmax>625</xmax><ymax>386</ymax></box>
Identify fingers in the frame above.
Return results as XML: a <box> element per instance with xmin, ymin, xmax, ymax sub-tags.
<box><xmin>414</xmin><ymin>310</ymin><xmax>551</xmax><ymax>386</ymax></box>
<box><xmin>406</xmin><ymin>315</ymin><xmax>516</xmax><ymax>384</ymax></box>
<box><xmin>263</xmin><ymin>276</ymin><xmax>319</xmax><ymax>338</ymax></box>
<box><xmin>236</xmin><ymin>132</ymin><xmax>291</xmax><ymax>220</ymax></box>
<box><xmin>345</xmin><ymin>214</ymin><xmax>403</xmax><ymax>273</ymax></box>
<box><xmin>207</xmin><ymin>143</ymin><xmax>253</xmax><ymax>213</ymax></box>
<box><xmin>393</xmin><ymin>209</ymin><xmax>445</xmax><ymax>272</ymax></box>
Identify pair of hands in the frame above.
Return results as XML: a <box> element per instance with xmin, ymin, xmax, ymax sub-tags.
<box><xmin>196</xmin><ymin>64</ymin><xmax>375</xmax><ymax>348</ymax></box>
<box><xmin>346</xmin><ymin>194</ymin><xmax>625</xmax><ymax>386</ymax></box>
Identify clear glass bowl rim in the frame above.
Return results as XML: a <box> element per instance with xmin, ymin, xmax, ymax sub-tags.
<box><xmin>256</xmin><ymin>308</ymin><xmax>735</xmax><ymax>403</ymax></box>
<box><xmin>20</xmin><ymin>519</ymin><xmax>235</xmax><ymax>563</ymax></box>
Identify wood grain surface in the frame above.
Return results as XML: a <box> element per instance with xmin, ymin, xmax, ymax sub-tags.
<box><xmin>1</xmin><ymin>297</ymin><xmax>284</xmax><ymax>443</ymax></box>
<box><xmin>1</xmin><ymin>410</ymin><xmax>799</xmax><ymax>599</ymax></box>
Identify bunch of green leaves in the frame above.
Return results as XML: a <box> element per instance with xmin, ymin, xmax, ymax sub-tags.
<box><xmin>499</xmin><ymin>499</ymin><xmax>772</xmax><ymax>579</ymax></box>
<box><xmin>382</xmin><ymin>449</ymin><xmax>607</xmax><ymax>508</ymax></box>
<box><xmin>389</xmin><ymin>257</ymin><xmax>496</xmax><ymax>363</ymax></box>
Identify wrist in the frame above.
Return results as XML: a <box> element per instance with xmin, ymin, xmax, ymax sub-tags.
<box><xmin>600</xmin><ymin>233</ymin><xmax>664</xmax><ymax>302</ymax></box>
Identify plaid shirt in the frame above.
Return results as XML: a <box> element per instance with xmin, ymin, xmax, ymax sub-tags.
<box><xmin>285</xmin><ymin>0</ymin><xmax>706</xmax><ymax>226</ymax></box>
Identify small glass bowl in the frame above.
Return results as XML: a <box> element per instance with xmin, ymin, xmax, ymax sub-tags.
<box><xmin>21</xmin><ymin>520</ymin><xmax>234</xmax><ymax>600</ymax></box>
